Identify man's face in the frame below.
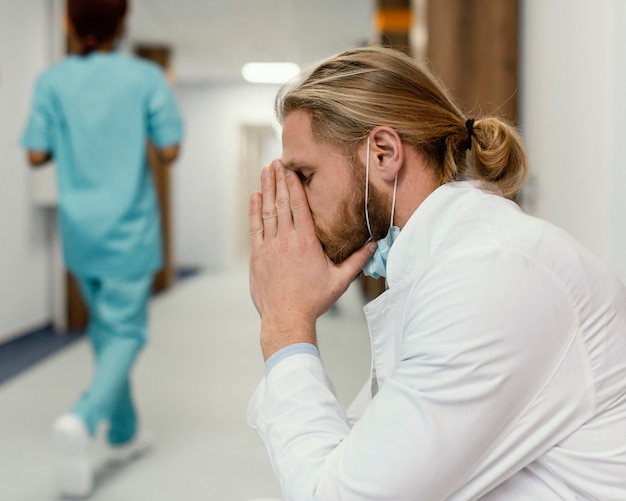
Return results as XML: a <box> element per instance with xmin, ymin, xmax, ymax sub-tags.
<box><xmin>281</xmin><ymin>110</ymin><xmax>390</xmax><ymax>264</ymax></box>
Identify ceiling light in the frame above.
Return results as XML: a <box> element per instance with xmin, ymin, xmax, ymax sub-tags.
<box><xmin>241</xmin><ymin>62</ymin><xmax>301</xmax><ymax>84</ymax></box>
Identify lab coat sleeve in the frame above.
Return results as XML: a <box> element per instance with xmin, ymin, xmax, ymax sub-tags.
<box><xmin>248</xmin><ymin>353</ymin><xmax>352</xmax><ymax>497</ymax></box>
<box><xmin>248</xmin><ymin>248</ymin><xmax>595</xmax><ymax>500</ymax></box>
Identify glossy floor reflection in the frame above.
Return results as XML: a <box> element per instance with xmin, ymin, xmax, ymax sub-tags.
<box><xmin>0</xmin><ymin>266</ymin><xmax>371</xmax><ymax>500</ymax></box>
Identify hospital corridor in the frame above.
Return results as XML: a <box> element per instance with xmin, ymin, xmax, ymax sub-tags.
<box><xmin>2</xmin><ymin>0</ymin><xmax>626</xmax><ymax>500</ymax></box>
<box><xmin>0</xmin><ymin>267</ymin><xmax>372</xmax><ymax>500</ymax></box>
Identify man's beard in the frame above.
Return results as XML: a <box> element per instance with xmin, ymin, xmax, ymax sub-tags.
<box><xmin>314</xmin><ymin>159</ymin><xmax>391</xmax><ymax>265</ymax></box>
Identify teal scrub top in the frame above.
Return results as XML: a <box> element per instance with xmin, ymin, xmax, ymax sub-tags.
<box><xmin>21</xmin><ymin>52</ymin><xmax>184</xmax><ymax>277</ymax></box>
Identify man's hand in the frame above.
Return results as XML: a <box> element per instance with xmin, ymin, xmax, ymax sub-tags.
<box><xmin>249</xmin><ymin>160</ymin><xmax>376</xmax><ymax>360</ymax></box>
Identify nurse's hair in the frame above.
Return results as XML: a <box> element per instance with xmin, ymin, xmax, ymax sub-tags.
<box><xmin>68</xmin><ymin>0</ymin><xmax>128</xmax><ymax>55</ymax></box>
<box><xmin>276</xmin><ymin>45</ymin><xmax>527</xmax><ymax>200</ymax></box>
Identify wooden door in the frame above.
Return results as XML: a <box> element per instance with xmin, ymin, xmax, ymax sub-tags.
<box><xmin>427</xmin><ymin>0</ymin><xmax>519</xmax><ymax>123</ymax></box>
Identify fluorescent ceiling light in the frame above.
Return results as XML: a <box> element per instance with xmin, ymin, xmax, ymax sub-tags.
<box><xmin>241</xmin><ymin>62</ymin><xmax>301</xmax><ymax>84</ymax></box>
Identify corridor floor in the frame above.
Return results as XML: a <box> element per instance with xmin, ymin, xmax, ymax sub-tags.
<box><xmin>0</xmin><ymin>267</ymin><xmax>371</xmax><ymax>501</ymax></box>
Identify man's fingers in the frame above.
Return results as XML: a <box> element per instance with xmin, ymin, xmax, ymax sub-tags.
<box><xmin>273</xmin><ymin>161</ymin><xmax>293</xmax><ymax>230</ymax></box>
<box><xmin>249</xmin><ymin>192</ymin><xmax>264</xmax><ymax>249</ymax></box>
<box><xmin>285</xmin><ymin>168</ymin><xmax>315</xmax><ymax>233</ymax></box>
<box><xmin>261</xmin><ymin>166</ymin><xmax>278</xmax><ymax>238</ymax></box>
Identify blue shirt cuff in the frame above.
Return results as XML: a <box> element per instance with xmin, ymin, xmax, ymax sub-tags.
<box><xmin>265</xmin><ymin>343</ymin><xmax>320</xmax><ymax>376</ymax></box>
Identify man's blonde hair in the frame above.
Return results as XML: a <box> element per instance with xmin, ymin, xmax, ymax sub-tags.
<box><xmin>276</xmin><ymin>45</ymin><xmax>527</xmax><ymax>200</ymax></box>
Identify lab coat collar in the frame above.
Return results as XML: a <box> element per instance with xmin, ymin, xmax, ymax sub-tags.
<box><xmin>385</xmin><ymin>180</ymin><xmax>485</xmax><ymax>289</ymax></box>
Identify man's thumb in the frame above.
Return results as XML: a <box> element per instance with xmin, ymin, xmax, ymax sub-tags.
<box><xmin>338</xmin><ymin>242</ymin><xmax>377</xmax><ymax>281</ymax></box>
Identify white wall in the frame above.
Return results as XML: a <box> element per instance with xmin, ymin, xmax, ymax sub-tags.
<box><xmin>612</xmin><ymin>0</ymin><xmax>626</xmax><ymax>284</ymax></box>
<box><xmin>172</xmin><ymin>83</ymin><xmax>281</xmax><ymax>271</ymax></box>
<box><xmin>0</xmin><ymin>0</ymin><xmax>58</xmax><ymax>342</ymax></box>
<box><xmin>521</xmin><ymin>0</ymin><xmax>626</xmax><ymax>284</ymax></box>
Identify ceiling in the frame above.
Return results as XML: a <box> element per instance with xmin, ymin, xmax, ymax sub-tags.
<box><xmin>126</xmin><ymin>0</ymin><xmax>376</xmax><ymax>85</ymax></box>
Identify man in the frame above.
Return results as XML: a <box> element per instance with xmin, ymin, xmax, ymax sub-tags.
<box><xmin>247</xmin><ymin>46</ymin><xmax>626</xmax><ymax>500</ymax></box>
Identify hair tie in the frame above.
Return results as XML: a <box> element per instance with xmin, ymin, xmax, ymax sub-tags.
<box><xmin>465</xmin><ymin>118</ymin><xmax>475</xmax><ymax>151</ymax></box>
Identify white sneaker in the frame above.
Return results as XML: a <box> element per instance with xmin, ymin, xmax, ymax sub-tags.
<box><xmin>52</xmin><ymin>413</ymin><xmax>93</xmax><ymax>498</ymax></box>
<box><xmin>108</xmin><ymin>431</ymin><xmax>154</xmax><ymax>463</ymax></box>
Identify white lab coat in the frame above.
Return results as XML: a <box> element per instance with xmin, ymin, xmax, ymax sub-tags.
<box><xmin>248</xmin><ymin>181</ymin><xmax>626</xmax><ymax>500</ymax></box>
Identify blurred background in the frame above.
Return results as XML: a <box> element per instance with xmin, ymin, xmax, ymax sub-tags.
<box><xmin>2</xmin><ymin>0</ymin><xmax>626</xmax><ymax>343</ymax></box>
<box><xmin>0</xmin><ymin>0</ymin><xmax>625</xmax><ymax>499</ymax></box>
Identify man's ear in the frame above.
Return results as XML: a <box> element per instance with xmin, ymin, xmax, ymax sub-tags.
<box><xmin>369</xmin><ymin>126</ymin><xmax>403</xmax><ymax>182</ymax></box>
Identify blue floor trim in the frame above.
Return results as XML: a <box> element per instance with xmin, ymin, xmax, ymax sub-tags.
<box><xmin>177</xmin><ymin>266</ymin><xmax>201</xmax><ymax>281</ymax></box>
<box><xmin>0</xmin><ymin>325</ymin><xmax>84</xmax><ymax>385</ymax></box>
<box><xmin>0</xmin><ymin>266</ymin><xmax>201</xmax><ymax>386</ymax></box>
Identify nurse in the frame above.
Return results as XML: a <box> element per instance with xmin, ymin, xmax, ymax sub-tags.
<box><xmin>247</xmin><ymin>46</ymin><xmax>626</xmax><ymax>500</ymax></box>
<box><xmin>21</xmin><ymin>0</ymin><xmax>183</xmax><ymax>497</ymax></box>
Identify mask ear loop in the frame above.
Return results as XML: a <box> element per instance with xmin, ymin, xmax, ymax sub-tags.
<box><xmin>390</xmin><ymin>175</ymin><xmax>398</xmax><ymax>228</ymax></box>
<box><xmin>364</xmin><ymin>136</ymin><xmax>373</xmax><ymax>240</ymax></box>
<box><xmin>365</xmin><ymin>135</ymin><xmax>398</xmax><ymax>238</ymax></box>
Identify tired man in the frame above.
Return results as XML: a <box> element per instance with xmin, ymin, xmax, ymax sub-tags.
<box><xmin>248</xmin><ymin>46</ymin><xmax>626</xmax><ymax>500</ymax></box>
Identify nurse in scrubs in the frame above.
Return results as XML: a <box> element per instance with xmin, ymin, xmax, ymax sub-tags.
<box><xmin>21</xmin><ymin>0</ymin><xmax>183</xmax><ymax>497</ymax></box>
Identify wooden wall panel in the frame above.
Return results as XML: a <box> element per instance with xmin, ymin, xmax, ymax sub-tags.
<box><xmin>427</xmin><ymin>0</ymin><xmax>519</xmax><ymax>122</ymax></box>
<box><xmin>360</xmin><ymin>0</ymin><xmax>519</xmax><ymax>303</ymax></box>
<box><xmin>377</xmin><ymin>0</ymin><xmax>413</xmax><ymax>54</ymax></box>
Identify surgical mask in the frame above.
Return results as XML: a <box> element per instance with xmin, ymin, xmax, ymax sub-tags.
<box><xmin>362</xmin><ymin>137</ymin><xmax>400</xmax><ymax>279</ymax></box>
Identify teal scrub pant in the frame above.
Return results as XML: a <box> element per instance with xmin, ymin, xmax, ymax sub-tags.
<box><xmin>72</xmin><ymin>274</ymin><xmax>153</xmax><ymax>445</ymax></box>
